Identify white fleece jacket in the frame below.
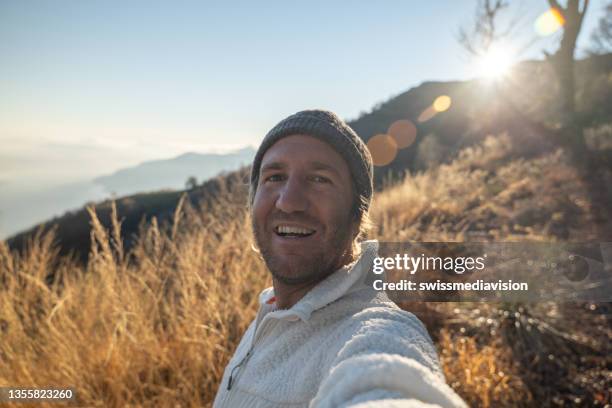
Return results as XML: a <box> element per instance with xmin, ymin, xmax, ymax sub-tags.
<box><xmin>212</xmin><ymin>240</ymin><xmax>466</xmax><ymax>408</ymax></box>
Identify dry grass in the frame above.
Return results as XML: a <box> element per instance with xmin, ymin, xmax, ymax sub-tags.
<box><xmin>439</xmin><ymin>329</ymin><xmax>532</xmax><ymax>408</ymax></box>
<box><xmin>1</xmin><ymin>194</ymin><xmax>269</xmax><ymax>407</ymax></box>
<box><xmin>370</xmin><ymin>134</ymin><xmax>606</xmax><ymax>242</ymax></box>
<box><xmin>1</xmin><ymin>134</ymin><xmax>610</xmax><ymax>406</ymax></box>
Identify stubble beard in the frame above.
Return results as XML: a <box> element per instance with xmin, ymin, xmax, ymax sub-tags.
<box><xmin>252</xmin><ymin>214</ymin><xmax>355</xmax><ymax>286</ymax></box>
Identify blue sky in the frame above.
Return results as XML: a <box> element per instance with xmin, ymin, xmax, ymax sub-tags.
<box><xmin>0</xmin><ymin>0</ymin><xmax>607</xmax><ymax>186</ymax></box>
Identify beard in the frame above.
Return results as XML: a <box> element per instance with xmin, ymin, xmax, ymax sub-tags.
<box><xmin>252</xmin><ymin>211</ymin><xmax>355</xmax><ymax>286</ymax></box>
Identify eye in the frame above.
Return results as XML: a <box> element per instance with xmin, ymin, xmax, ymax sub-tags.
<box><xmin>311</xmin><ymin>175</ymin><xmax>331</xmax><ymax>184</ymax></box>
<box><xmin>264</xmin><ymin>174</ymin><xmax>285</xmax><ymax>183</ymax></box>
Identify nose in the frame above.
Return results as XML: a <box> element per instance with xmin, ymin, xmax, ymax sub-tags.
<box><xmin>275</xmin><ymin>176</ymin><xmax>309</xmax><ymax>213</ymax></box>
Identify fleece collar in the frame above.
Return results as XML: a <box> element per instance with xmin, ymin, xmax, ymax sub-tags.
<box><xmin>258</xmin><ymin>240</ymin><xmax>379</xmax><ymax>322</ymax></box>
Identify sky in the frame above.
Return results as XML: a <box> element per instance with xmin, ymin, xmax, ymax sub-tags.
<box><xmin>0</xmin><ymin>0</ymin><xmax>607</xmax><ymax>190</ymax></box>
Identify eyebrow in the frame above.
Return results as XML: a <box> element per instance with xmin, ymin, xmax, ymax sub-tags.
<box><xmin>260</xmin><ymin>162</ymin><xmax>286</xmax><ymax>173</ymax></box>
<box><xmin>309</xmin><ymin>161</ymin><xmax>341</xmax><ymax>177</ymax></box>
<box><xmin>260</xmin><ymin>160</ymin><xmax>341</xmax><ymax>177</ymax></box>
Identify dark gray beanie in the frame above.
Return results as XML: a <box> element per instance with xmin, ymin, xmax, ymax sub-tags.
<box><xmin>250</xmin><ymin>109</ymin><xmax>373</xmax><ymax>216</ymax></box>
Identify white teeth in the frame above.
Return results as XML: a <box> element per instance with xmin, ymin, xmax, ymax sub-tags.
<box><xmin>276</xmin><ymin>225</ymin><xmax>315</xmax><ymax>235</ymax></box>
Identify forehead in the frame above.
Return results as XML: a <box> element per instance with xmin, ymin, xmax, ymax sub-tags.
<box><xmin>260</xmin><ymin>134</ymin><xmax>350</xmax><ymax>174</ymax></box>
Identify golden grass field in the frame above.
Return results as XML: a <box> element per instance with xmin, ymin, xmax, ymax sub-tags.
<box><xmin>1</xmin><ymin>134</ymin><xmax>610</xmax><ymax>407</ymax></box>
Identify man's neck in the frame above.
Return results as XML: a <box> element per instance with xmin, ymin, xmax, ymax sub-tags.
<box><xmin>272</xmin><ymin>251</ymin><xmax>357</xmax><ymax>310</ymax></box>
<box><xmin>272</xmin><ymin>279</ymin><xmax>322</xmax><ymax>310</ymax></box>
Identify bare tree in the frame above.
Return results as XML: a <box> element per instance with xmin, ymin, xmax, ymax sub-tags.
<box><xmin>544</xmin><ymin>0</ymin><xmax>590</xmax><ymax>124</ymax></box>
<box><xmin>458</xmin><ymin>0</ymin><xmax>512</xmax><ymax>56</ymax></box>
<box><xmin>459</xmin><ymin>0</ymin><xmax>591</xmax><ymax>158</ymax></box>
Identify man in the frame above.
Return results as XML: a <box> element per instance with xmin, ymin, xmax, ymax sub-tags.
<box><xmin>213</xmin><ymin>110</ymin><xmax>465</xmax><ymax>408</ymax></box>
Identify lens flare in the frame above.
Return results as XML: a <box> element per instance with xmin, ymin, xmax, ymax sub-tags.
<box><xmin>367</xmin><ymin>134</ymin><xmax>398</xmax><ymax>166</ymax></box>
<box><xmin>433</xmin><ymin>95</ymin><xmax>451</xmax><ymax>113</ymax></box>
<box><xmin>387</xmin><ymin>120</ymin><xmax>417</xmax><ymax>148</ymax></box>
<box><xmin>535</xmin><ymin>8</ymin><xmax>565</xmax><ymax>36</ymax></box>
<box><xmin>417</xmin><ymin>106</ymin><xmax>437</xmax><ymax>123</ymax></box>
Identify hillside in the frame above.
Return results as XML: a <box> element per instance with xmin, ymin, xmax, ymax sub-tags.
<box><xmin>1</xmin><ymin>131</ymin><xmax>610</xmax><ymax>406</ymax></box>
<box><xmin>351</xmin><ymin>53</ymin><xmax>612</xmax><ymax>182</ymax></box>
<box><xmin>8</xmin><ymin>54</ymin><xmax>612</xmax><ymax>261</ymax></box>
<box><xmin>369</xmin><ymin>133</ymin><xmax>611</xmax><ymax>406</ymax></box>
<box><xmin>7</xmin><ymin>168</ymin><xmax>250</xmax><ymax>264</ymax></box>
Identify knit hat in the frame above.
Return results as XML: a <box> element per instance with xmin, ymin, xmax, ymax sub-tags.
<box><xmin>250</xmin><ymin>109</ymin><xmax>373</xmax><ymax>217</ymax></box>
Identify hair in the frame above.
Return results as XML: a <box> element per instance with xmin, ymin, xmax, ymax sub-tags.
<box><xmin>351</xmin><ymin>193</ymin><xmax>373</xmax><ymax>256</ymax></box>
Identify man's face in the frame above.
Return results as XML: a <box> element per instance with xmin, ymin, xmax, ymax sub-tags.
<box><xmin>252</xmin><ymin>134</ymin><xmax>357</xmax><ymax>285</ymax></box>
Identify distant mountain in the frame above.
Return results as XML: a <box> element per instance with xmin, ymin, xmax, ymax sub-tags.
<box><xmin>93</xmin><ymin>147</ymin><xmax>255</xmax><ymax>196</ymax></box>
<box><xmin>0</xmin><ymin>147</ymin><xmax>255</xmax><ymax>239</ymax></box>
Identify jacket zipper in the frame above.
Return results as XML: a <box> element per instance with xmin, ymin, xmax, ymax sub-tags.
<box><xmin>227</xmin><ymin>347</ymin><xmax>253</xmax><ymax>390</ymax></box>
<box><xmin>226</xmin><ymin>316</ymin><xmax>274</xmax><ymax>391</ymax></box>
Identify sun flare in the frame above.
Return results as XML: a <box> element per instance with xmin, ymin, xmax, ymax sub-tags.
<box><xmin>475</xmin><ymin>45</ymin><xmax>515</xmax><ymax>80</ymax></box>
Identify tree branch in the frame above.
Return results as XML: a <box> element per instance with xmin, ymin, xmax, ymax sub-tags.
<box><xmin>547</xmin><ymin>0</ymin><xmax>562</xmax><ymax>10</ymax></box>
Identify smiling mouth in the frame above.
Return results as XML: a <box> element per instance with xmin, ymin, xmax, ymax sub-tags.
<box><xmin>274</xmin><ymin>225</ymin><xmax>316</xmax><ymax>238</ymax></box>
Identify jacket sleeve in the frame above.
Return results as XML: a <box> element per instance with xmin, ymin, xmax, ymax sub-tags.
<box><xmin>309</xmin><ymin>308</ymin><xmax>467</xmax><ymax>408</ymax></box>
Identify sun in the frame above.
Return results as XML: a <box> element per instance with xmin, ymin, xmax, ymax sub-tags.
<box><xmin>475</xmin><ymin>45</ymin><xmax>516</xmax><ymax>80</ymax></box>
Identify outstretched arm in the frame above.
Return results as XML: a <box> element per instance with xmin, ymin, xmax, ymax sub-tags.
<box><xmin>310</xmin><ymin>308</ymin><xmax>466</xmax><ymax>408</ymax></box>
